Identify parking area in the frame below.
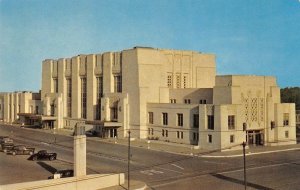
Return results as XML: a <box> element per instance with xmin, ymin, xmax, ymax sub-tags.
<box><xmin>0</xmin><ymin>152</ymin><xmax>73</xmax><ymax>185</ymax></box>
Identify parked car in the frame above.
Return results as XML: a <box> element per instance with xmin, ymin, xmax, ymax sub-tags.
<box><xmin>0</xmin><ymin>136</ymin><xmax>14</xmax><ymax>152</ymax></box>
<box><xmin>7</xmin><ymin>145</ymin><xmax>35</xmax><ymax>155</ymax></box>
<box><xmin>0</xmin><ymin>136</ymin><xmax>13</xmax><ymax>144</ymax></box>
<box><xmin>48</xmin><ymin>169</ymin><xmax>74</xmax><ymax>179</ymax></box>
<box><xmin>30</xmin><ymin>150</ymin><xmax>57</xmax><ymax>161</ymax></box>
<box><xmin>0</xmin><ymin>143</ymin><xmax>14</xmax><ymax>152</ymax></box>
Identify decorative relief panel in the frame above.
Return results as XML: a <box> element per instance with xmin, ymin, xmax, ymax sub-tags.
<box><xmin>259</xmin><ymin>98</ymin><xmax>264</xmax><ymax>122</ymax></box>
<box><xmin>206</xmin><ymin>105</ymin><xmax>214</xmax><ymax>115</ymax></box>
<box><xmin>242</xmin><ymin>90</ymin><xmax>265</xmax><ymax>127</ymax></box>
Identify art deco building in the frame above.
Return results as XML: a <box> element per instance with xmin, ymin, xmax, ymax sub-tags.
<box><xmin>0</xmin><ymin>47</ymin><xmax>296</xmax><ymax>150</ymax></box>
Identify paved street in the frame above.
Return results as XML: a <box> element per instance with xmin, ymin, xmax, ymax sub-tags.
<box><xmin>1</xmin><ymin>124</ymin><xmax>300</xmax><ymax>190</ymax></box>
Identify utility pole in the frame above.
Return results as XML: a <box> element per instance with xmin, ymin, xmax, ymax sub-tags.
<box><xmin>128</xmin><ymin>130</ymin><xmax>131</xmax><ymax>190</ymax></box>
<box><xmin>243</xmin><ymin>141</ymin><xmax>247</xmax><ymax>190</ymax></box>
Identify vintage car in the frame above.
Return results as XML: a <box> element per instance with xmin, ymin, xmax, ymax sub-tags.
<box><xmin>0</xmin><ymin>136</ymin><xmax>14</xmax><ymax>152</ymax></box>
<box><xmin>30</xmin><ymin>150</ymin><xmax>57</xmax><ymax>161</ymax></box>
<box><xmin>7</xmin><ymin>145</ymin><xmax>35</xmax><ymax>155</ymax></box>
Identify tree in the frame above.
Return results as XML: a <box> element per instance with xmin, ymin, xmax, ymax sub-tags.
<box><xmin>281</xmin><ymin>87</ymin><xmax>300</xmax><ymax>110</ymax></box>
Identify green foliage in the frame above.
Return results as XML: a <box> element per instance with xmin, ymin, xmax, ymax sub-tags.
<box><xmin>280</xmin><ymin>87</ymin><xmax>300</xmax><ymax>110</ymax></box>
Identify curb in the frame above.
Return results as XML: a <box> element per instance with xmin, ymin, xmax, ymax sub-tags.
<box><xmin>198</xmin><ymin>147</ymin><xmax>300</xmax><ymax>158</ymax></box>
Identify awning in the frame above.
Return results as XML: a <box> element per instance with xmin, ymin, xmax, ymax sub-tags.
<box><xmin>18</xmin><ymin>113</ymin><xmax>57</xmax><ymax>121</ymax></box>
<box><xmin>85</xmin><ymin>120</ymin><xmax>122</xmax><ymax>128</ymax></box>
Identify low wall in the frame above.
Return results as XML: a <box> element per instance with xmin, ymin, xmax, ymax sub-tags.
<box><xmin>0</xmin><ymin>173</ymin><xmax>125</xmax><ymax>190</ymax></box>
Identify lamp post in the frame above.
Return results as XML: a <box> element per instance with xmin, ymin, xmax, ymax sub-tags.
<box><xmin>243</xmin><ymin>141</ymin><xmax>247</xmax><ymax>190</ymax></box>
<box><xmin>128</xmin><ymin>130</ymin><xmax>131</xmax><ymax>190</ymax></box>
<box><xmin>242</xmin><ymin>122</ymin><xmax>247</xmax><ymax>190</ymax></box>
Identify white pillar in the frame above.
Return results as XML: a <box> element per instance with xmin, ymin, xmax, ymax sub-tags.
<box><xmin>74</xmin><ymin>135</ymin><xmax>86</xmax><ymax>176</ymax></box>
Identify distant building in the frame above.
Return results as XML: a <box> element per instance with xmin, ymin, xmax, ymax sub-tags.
<box><xmin>0</xmin><ymin>47</ymin><xmax>296</xmax><ymax>150</ymax></box>
<box><xmin>0</xmin><ymin>92</ymin><xmax>42</xmax><ymax>126</ymax></box>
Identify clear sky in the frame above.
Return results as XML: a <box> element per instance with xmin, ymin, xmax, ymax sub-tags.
<box><xmin>0</xmin><ymin>0</ymin><xmax>299</xmax><ymax>92</ymax></box>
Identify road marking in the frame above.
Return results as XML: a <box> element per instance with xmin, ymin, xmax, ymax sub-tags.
<box><xmin>140</xmin><ymin>169</ymin><xmax>164</xmax><ymax>176</ymax></box>
<box><xmin>41</xmin><ymin>142</ymin><xmax>49</xmax><ymax>146</ymax></box>
<box><xmin>155</xmin><ymin>166</ymin><xmax>184</xmax><ymax>174</ymax></box>
<box><xmin>171</xmin><ymin>163</ymin><xmax>184</xmax><ymax>170</ymax></box>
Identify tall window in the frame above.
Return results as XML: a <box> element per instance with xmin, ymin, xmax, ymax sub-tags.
<box><xmin>228</xmin><ymin>115</ymin><xmax>235</xmax><ymax>130</ymax></box>
<box><xmin>114</xmin><ymin>75</ymin><xmax>122</xmax><ymax>92</ymax></box>
<box><xmin>193</xmin><ymin>114</ymin><xmax>199</xmax><ymax>128</ymax></box>
<box><xmin>35</xmin><ymin>106</ymin><xmax>39</xmax><ymax>114</ymax></box>
<box><xmin>207</xmin><ymin>115</ymin><xmax>214</xmax><ymax>130</ymax></box>
<box><xmin>230</xmin><ymin>135</ymin><xmax>235</xmax><ymax>143</ymax></box>
<box><xmin>283</xmin><ymin>113</ymin><xmax>289</xmax><ymax>126</ymax></box>
<box><xmin>148</xmin><ymin>112</ymin><xmax>154</xmax><ymax>124</ymax></box>
<box><xmin>208</xmin><ymin>134</ymin><xmax>212</xmax><ymax>143</ymax></box>
<box><xmin>193</xmin><ymin>132</ymin><xmax>199</xmax><ymax>141</ymax></box>
<box><xmin>162</xmin><ymin>129</ymin><xmax>165</xmax><ymax>137</ymax></box>
<box><xmin>53</xmin><ymin>78</ymin><xmax>58</xmax><ymax>93</ymax></box>
<box><xmin>176</xmin><ymin>74</ymin><xmax>181</xmax><ymax>88</ymax></box>
<box><xmin>50</xmin><ymin>104</ymin><xmax>55</xmax><ymax>116</ymax></box>
<box><xmin>66</xmin><ymin>78</ymin><xmax>72</xmax><ymax>117</ymax></box>
<box><xmin>96</xmin><ymin>76</ymin><xmax>103</xmax><ymax>120</ymax></box>
<box><xmin>162</xmin><ymin>112</ymin><xmax>168</xmax><ymax>125</ymax></box>
<box><xmin>167</xmin><ymin>73</ymin><xmax>172</xmax><ymax>87</ymax></box>
<box><xmin>183</xmin><ymin>74</ymin><xmax>188</xmax><ymax>88</ymax></box>
<box><xmin>111</xmin><ymin>106</ymin><xmax>118</xmax><ymax>121</ymax></box>
<box><xmin>81</xmin><ymin>77</ymin><xmax>87</xmax><ymax>119</ymax></box>
<box><xmin>177</xmin><ymin>113</ymin><xmax>183</xmax><ymax>127</ymax></box>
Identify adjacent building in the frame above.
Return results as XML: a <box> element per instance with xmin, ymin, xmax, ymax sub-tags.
<box><xmin>0</xmin><ymin>47</ymin><xmax>296</xmax><ymax>150</ymax></box>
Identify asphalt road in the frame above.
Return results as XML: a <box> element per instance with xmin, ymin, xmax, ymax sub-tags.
<box><xmin>1</xmin><ymin>124</ymin><xmax>300</xmax><ymax>190</ymax></box>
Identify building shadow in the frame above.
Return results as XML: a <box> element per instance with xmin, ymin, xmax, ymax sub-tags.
<box><xmin>211</xmin><ymin>173</ymin><xmax>274</xmax><ymax>190</ymax></box>
<box><xmin>36</xmin><ymin>161</ymin><xmax>57</xmax><ymax>174</ymax></box>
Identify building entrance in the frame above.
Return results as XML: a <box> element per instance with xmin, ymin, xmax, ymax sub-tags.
<box><xmin>247</xmin><ymin>130</ymin><xmax>264</xmax><ymax>146</ymax></box>
<box><xmin>97</xmin><ymin>127</ymin><xmax>118</xmax><ymax>138</ymax></box>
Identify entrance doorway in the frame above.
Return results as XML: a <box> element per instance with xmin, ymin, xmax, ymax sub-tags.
<box><xmin>247</xmin><ymin>130</ymin><xmax>264</xmax><ymax>146</ymax></box>
<box><xmin>97</xmin><ymin>127</ymin><xmax>118</xmax><ymax>138</ymax></box>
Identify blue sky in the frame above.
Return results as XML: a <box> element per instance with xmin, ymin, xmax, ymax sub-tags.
<box><xmin>0</xmin><ymin>0</ymin><xmax>299</xmax><ymax>91</ymax></box>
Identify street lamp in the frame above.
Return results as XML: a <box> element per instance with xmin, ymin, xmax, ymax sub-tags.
<box><xmin>127</xmin><ymin>130</ymin><xmax>131</xmax><ymax>190</ymax></box>
<box><xmin>242</xmin><ymin>122</ymin><xmax>247</xmax><ymax>190</ymax></box>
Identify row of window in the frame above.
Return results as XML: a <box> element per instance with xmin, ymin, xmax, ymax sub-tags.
<box><xmin>149</xmin><ymin>112</ymin><xmax>189</xmax><ymax>127</ymax></box>
<box><xmin>148</xmin><ymin>128</ymin><xmax>199</xmax><ymax>141</ymax></box>
<box><xmin>182</xmin><ymin>99</ymin><xmax>207</xmax><ymax>104</ymax></box>
<box><xmin>167</xmin><ymin>73</ymin><xmax>189</xmax><ymax>89</ymax></box>
<box><xmin>54</xmin><ymin>75</ymin><xmax>121</xmax><ymax>119</ymax></box>
<box><xmin>207</xmin><ymin>134</ymin><xmax>235</xmax><ymax>144</ymax></box>
<box><xmin>148</xmin><ymin>112</ymin><xmax>236</xmax><ymax>130</ymax></box>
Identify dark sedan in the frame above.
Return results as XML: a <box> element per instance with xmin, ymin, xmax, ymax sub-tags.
<box><xmin>29</xmin><ymin>150</ymin><xmax>57</xmax><ymax>161</ymax></box>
